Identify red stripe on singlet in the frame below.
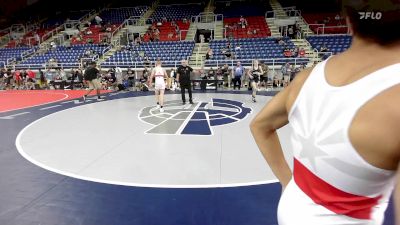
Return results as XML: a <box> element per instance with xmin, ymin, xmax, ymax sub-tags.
<box><xmin>293</xmin><ymin>158</ymin><xmax>381</xmax><ymax>219</ymax></box>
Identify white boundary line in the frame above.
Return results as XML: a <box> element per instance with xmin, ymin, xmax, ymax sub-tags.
<box><xmin>39</xmin><ymin>105</ymin><xmax>62</xmax><ymax>111</ymax></box>
<box><xmin>15</xmin><ymin>94</ymin><xmax>278</xmax><ymax>188</ymax></box>
<box><xmin>0</xmin><ymin>91</ymin><xmax>69</xmax><ymax>113</ymax></box>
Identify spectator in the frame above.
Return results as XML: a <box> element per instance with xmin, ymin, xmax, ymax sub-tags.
<box><xmin>50</xmin><ymin>41</ymin><xmax>57</xmax><ymax>50</ymax></box>
<box><xmin>144</xmin><ymin>56</ymin><xmax>151</xmax><ymax>67</ymax></box>
<box><xmin>205</xmin><ymin>48</ymin><xmax>213</xmax><ymax>60</ymax></box>
<box><xmin>34</xmin><ymin>32</ymin><xmax>40</xmax><ymax>44</ymax></box>
<box><xmin>283</xmin><ymin>48</ymin><xmax>293</xmax><ymax>57</ymax></box>
<box><xmin>37</xmin><ymin>69</ymin><xmax>49</xmax><ymax>89</ymax></box>
<box><xmin>95</xmin><ymin>15</ymin><xmax>103</xmax><ymax>26</ymax></box>
<box><xmin>281</xmin><ymin>62</ymin><xmax>291</xmax><ymax>87</ymax></box>
<box><xmin>58</xmin><ymin>68</ymin><xmax>67</xmax><ymax>89</ymax></box>
<box><xmin>199</xmin><ymin>34</ymin><xmax>205</xmax><ymax>43</ymax></box>
<box><xmin>320</xmin><ymin>43</ymin><xmax>329</xmax><ymax>52</ymax></box>
<box><xmin>298</xmin><ymin>48</ymin><xmax>306</xmax><ymax>57</ymax></box>
<box><xmin>292</xmin><ymin>47</ymin><xmax>299</xmax><ymax>57</ymax></box>
<box><xmin>260</xmin><ymin>62</ymin><xmax>269</xmax><ymax>88</ymax></box>
<box><xmin>288</xmin><ymin>26</ymin><xmax>294</xmax><ymax>39</ymax></box>
<box><xmin>335</xmin><ymin>14</ymin><xmax>342</xmax><ymax>25</ymax></box>
<box><xmin>232</xmin><ymin>61</ymin><xmax>245</xmax><ymax>90</ymax></box>
<box><xmin>277</xmin><ymin>37</ymin><xmax>285</xmax><ymax>45</ymax></box>
<box><xmin>208</xmin><ymin>67</ymin><xmax>216</xmax><ymax>80</ymax></box>
<box><xmin>222</xmin><ymin>43</ymin><xmax>232</xmax><ymax>59</ymax></box>
<box><xmin>221</xmin><ymin>64</ymin><xmax>230</xmax><ymax>88</ymax></box>
<box><xmin>239</xmin><ymin>16</ymin><xmax>248</xmax><ymax>28</ymax></box>
<box><xmin>168</xmin><ymin>32</ymin><xmax>174</xmax><ymax>39</ymax></box>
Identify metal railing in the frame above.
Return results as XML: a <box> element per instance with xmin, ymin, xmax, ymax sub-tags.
<box><xmin>13</xmin><ymin>62</ymin><xmax>83</xmax><ymax>70</ymax></box>
<box><xmin>100</xmin><ymin>60</ymin><xmax>186</xmax><ymax>69</ymax></box>
<box><xmin>41</xmin><ymin>24</ymin><xmax>64</xmax><ymax>43</ymax></box>
<box><xmin>21</xmin><ymin>48</ymin><xmax>36</xmax><ymax>60</ymax></box>
<box><xmin>77</xmin><ymin>9</ymin><xmax>96</xmax><ymax>22</ymax></box>
<box><xmin>316</xmin><ymin>25</ymin><xmax>350</xmax><ymax>35</ymax></box>
<box><xmin>265</xmin><ymin>10</ymin><xmax>276</xmax><ymax>18</ymax></box>
<box><xmin>7</xmin><ymin>57</ymin><xmax>16</xmax><ymax>65</ymax></box>
<box><xmin>284</xmin><ymin>9</ymin><xmax>301</xmax><ymax>17</ymax></box>
<box><xmin>203</xmin><ymin>57</ymin><xmax>309</xmax><ymax>68</ymax></box>
<box><xmin>100</xmin><ymin>45</ymin><xmax>113</xmax><ymax>61</ymax></box>
<box><xmin>191</xmin><ymin>13</ymin><xmax>223</xmax><ymax>24</ymax></box>
<box><xmin>100</xmin><ymin>57</ymin><xmax>309</xmax><ymax>69</ymax></box>
<box><xmin>179</xmin><ymin>30</ymin><xmax>189</xmax><ymax>41</ymax></box>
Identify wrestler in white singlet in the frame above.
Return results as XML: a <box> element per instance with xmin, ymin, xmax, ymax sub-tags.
<box><xmin>149</xmin><ymin>60</ymin><xmax>167</xmax><ymax>112</ymax></box>
<box><xmin>278</xmin><ymin>60</ymin><xmax>400</xmax><ymax>225</ymax></box>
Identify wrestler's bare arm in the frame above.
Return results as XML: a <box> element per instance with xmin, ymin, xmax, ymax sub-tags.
<box><xmin>250</xmin><ymin>68</ymin><xmax>312</xmax><ymax>189</ymax></box>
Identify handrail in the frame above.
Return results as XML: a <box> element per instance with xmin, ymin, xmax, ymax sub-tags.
<box><xmin>14</xmin><ymin>62</ymin><xmax>82</xmax><ymax>70</ymax></box>
<box><xmin>41</xmin><ymin>24</ymin><xmax>64</xmax><ymax>43</ymax></box>
<box><xmin>179</xmin><ymin>30</ymin><xmax>189</xmax><ymax>41</ymax></box>
<box><xmin>265</xmin><ymin>10</ymin><xmax>275</xmax><ymax>18</ymax></box>
<box><xmin>7</xmin><ymin>57</ymin><xmax>16</xmax><ymax>65</ymax></box>
<box><xmin>281</xmin><ymin>6</ymin><xmax>296</xmax><ymax>11</ymax></box>
<box><xmin>100</xmin><ymin>57</ymin><xmax>310</xmax><ymax>69</ymax></box>
<box><xmin>100</xmin><ymin>60</ymin><xmax>184</xmax><ymax>69</ymax></box>
<box><xmin>0</xmin><ymin>27</ymin><xmax>11</xmax><ymax>34</ymax></box>
<box><xmin>21</xmin><ymin>48</ymin><xmax>36</xmax><ymax>60</ymax></box>
<box><xmin>105</xmin><ymin>5</ymin><xmax>149</xmax><ymax>10</ymax></box>
<box><xmin>191</xmin><ymin>13</ymin><xmax>223</xmax><ymax>24</ymax></box>
<box><xmin>284</xmin><ymin>9</ymin><xmax>301</xmax><ymax>17</ymax></box>
<box><xmin>316</xmin><ymin>25</ymin><xmax>349</xmax><ymax>35</ymax></box>
<box><xmin>77</xmin><ymin>9</ymin><xmax>96</xmax><ymax>22</ymax></box>
<box><xmin>203</xmin><ymin>57</ymin><xmax>309</xmax><ymax>68</ymax></box>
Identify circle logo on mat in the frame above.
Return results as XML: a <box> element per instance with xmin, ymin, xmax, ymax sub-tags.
<box><xmin>138</xmin><ymin>99</ymin><xmax>252</xmax><ymax>135</ymax></box>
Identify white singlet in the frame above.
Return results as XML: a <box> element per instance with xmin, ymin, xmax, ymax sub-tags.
<box><xmin>153</xmin><ymin>66</ymin><xmax>166</xmax><ymax>90</ymax></box>
<box><xmin>278</xmin><ymin>59</ymin><xmax>400</xmax><ymax>225</ymax></box>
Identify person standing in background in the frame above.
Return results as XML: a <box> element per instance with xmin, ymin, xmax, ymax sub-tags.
<box><xmin>176</xmin><ymin>60</ymin><xmax>194</xmax><ymax>104</ymax></box>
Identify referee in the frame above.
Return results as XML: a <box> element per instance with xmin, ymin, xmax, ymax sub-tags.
<box><xmin>176</xmin><ymin>60</ymin><xmax>194</xmax><ymax>104</ymax></box>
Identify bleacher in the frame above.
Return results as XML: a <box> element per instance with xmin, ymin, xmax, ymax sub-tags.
<box><xmin>150</xmin><ymin>4</ymin><xmax>202</xmax><ymax>21</ymax></box>
<box><xmin>205</xmin><ymin>37</ymin><xmax>309</xmax><ymax>67</ymax></box>
<box><xmin>306</xmin><ymin>35</ymin><xmax>351</xmax><ymax>54</ymax></box>
<box><xmin>71</xmin><ymin>25</ymin><xmax>118</xmax><ymax>45</ymax></box>
<box><xmin>17</xmin><ymin>44</ymin><xmax>108</xmax><ymax>69</ymax></box>
<box><xmin>42</xmin><ymin>10</ymin><xmax>91</xmax><ymax>28</ymax></box>
<box><xmin>0</xmin><ymin>47</ymin><xmax>32</xmax><ymax>64</ymax></box>
<box><xmin>145</xmin><ymin>20</ymin><xmax>190</xmax><ymax>42</ymax></box>
<box><xmin>224</xmin><ymin>16</ymin><xmax>271</xmax><ymax>39</ymax></box>
<box><xmin>102</xmin><ymin>41</ymin><xmax>195</xmax><ymax>68</ymax></box>
<box><xmin>303</xmin><ymin>13</ymin><xmax>347</xmax><ymax>34</ymax></box>
<box><xmin>215</xmin><ymin>0</ymin><xmax>270</xmax><ymax>17</ymax></box>
<box><xmin>100</xmin><ymin>6</ymin><xmax>149</xmax><ymax>24</ymax></box>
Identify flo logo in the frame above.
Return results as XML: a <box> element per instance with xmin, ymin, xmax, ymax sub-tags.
<box><xmin>139</xmin><ymin>99</ymin><xmax>252</xmax><ymax>135</ymax></box>
<box><xmin>359</xmin><ymin>12</ymin><xmax>382</xmax><ymax>20</ymax></box>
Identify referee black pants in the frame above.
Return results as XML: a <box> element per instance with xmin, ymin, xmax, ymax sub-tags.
<box><xmin>232</xmin><ymin>76</ymin><xmax>241</xmax><ymax>90</ymax></box>
<box><xmin>180</xmin><ymin>83</ymin><xmax>192</xmax><ymax>103</ymax></box>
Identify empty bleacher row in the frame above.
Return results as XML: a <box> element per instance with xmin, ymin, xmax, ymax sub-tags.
<box><xmin>150</xmin><ymin>4</ymin><xmax>202</xmax><ymax>21</ymax></box>
<box><xmin>206</xmin><ymin>37</ymin><xmax>309</xmax><ymax>67</ymax></box>
<box><xmin>214</xmin><ymin>0</ymin><xmax>271</xmax><ymax>17</ymax></box>
<box><xmin>303</xmin><ymin>13</ymin><xmax>347</xmax><ymax>34</ymax></box>
<box><xmin>306</xmin><ymin>35</ymin><xmax>351</xmax><ymax>54</ymax></box>
<box><xmin>99</xmin><ymin>6</ymin><xmax>150</xmax><ymax>24</ymax></box>
<box><xmin>102</xmin><ymin>41</ymin><xmax>195</xmax><ymax>68</ymax></box>
<box><xmin>16</xmin><ymin>44</ymin><xmax>108</xmax><ymax>69</ymax></box>
<box><xmin>224</xmin><ymin>16</ymin><xmax>271</xmax><ymax>39</ymax></box>
<box><xmin>3</xmin><ymin>34</ymin><xmax>355</xmax><ymax>70</ymax></box>
<box><xmin>0</xmin><ymin>47</ymin><xmax>32</xmax><ymax>63</ymax></box>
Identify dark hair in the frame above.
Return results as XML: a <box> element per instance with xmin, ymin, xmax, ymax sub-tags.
<box><xmin>342</xmin><ymin>0</ymin><xmax>400</xmax><ymax>45</ymax></box>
